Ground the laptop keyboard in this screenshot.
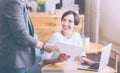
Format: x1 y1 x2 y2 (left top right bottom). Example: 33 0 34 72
88 63 99 69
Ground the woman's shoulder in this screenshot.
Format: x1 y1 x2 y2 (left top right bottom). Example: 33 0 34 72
48 32 62 43
52 32 61 36
73 32 81 36
49 32 62 39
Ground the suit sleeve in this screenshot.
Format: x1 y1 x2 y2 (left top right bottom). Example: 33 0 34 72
4 0 37 48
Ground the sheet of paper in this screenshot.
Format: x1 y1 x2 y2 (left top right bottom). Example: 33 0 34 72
55 42 85 57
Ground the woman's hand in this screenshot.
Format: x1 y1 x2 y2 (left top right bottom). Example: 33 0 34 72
81 57 95 65
57 53 70 62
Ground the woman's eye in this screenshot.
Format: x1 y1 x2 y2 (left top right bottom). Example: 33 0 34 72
62 19 66 21
69 20 72 23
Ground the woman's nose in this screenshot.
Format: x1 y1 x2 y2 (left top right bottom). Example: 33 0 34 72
64 21 69 26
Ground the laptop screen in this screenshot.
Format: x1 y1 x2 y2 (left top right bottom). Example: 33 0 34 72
99 43 112 71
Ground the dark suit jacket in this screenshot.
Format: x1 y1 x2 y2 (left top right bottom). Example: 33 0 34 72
0 0 37 68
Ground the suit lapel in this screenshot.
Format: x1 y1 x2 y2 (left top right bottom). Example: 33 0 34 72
23 5 34 36
28 15 34 36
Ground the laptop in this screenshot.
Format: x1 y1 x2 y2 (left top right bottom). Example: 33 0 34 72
77 43 112 71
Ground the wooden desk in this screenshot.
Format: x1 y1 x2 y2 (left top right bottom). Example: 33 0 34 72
85 42 103 54
41 61 115 73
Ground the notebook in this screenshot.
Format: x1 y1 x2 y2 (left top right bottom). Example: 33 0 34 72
77 43 112 71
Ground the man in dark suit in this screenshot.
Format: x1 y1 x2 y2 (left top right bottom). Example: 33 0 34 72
0 0 58 73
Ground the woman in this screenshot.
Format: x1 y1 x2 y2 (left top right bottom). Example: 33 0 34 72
42 10 94 65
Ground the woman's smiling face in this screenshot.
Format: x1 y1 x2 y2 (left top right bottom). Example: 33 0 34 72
61 14 75 32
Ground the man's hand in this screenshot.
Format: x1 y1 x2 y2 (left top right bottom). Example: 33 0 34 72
36 41 59 53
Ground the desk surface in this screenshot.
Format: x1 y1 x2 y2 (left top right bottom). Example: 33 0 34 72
41 61 115 73
85 42 103 54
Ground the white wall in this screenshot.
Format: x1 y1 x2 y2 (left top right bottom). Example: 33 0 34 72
99 0 120 49
85 0 120 51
